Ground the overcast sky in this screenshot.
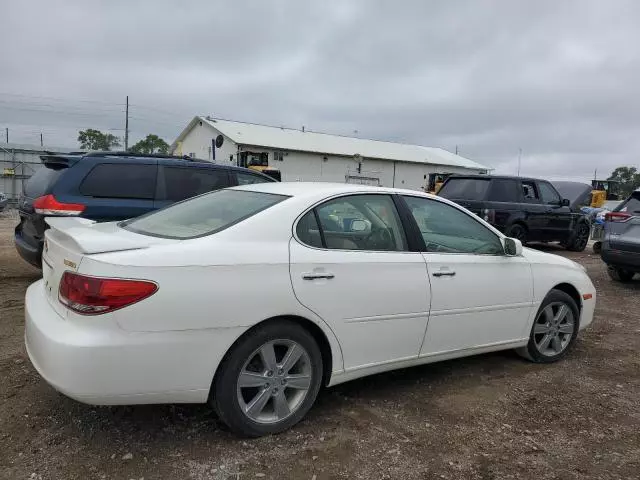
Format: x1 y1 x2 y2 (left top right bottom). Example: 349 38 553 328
2 0 639 180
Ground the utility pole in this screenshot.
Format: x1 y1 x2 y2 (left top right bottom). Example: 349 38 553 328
124 95 129 151
455 145 459 155
5 128 8 143
40 133 43 147
517 148 522 176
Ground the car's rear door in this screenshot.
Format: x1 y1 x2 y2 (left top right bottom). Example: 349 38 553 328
289 193 431 371
400 195 534 354
518 180 548 241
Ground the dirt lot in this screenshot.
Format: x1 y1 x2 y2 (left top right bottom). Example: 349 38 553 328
1 211 639 480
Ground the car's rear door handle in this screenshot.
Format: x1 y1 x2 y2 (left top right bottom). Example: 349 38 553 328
432 271 456 277
302 272 335 280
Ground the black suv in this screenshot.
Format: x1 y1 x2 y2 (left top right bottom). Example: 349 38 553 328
437 175 590 251
15 152 275 267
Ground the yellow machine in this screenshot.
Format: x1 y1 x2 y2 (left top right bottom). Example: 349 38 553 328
590 180 620 208
424 173 451 194
239 151 282 181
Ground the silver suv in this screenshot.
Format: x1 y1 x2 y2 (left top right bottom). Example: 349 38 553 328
601 189 640 282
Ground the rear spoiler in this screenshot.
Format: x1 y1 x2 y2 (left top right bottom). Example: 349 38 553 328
40 154 83 169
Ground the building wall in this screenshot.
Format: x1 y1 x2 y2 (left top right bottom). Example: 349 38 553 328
175 122 238 166
175 125 485 191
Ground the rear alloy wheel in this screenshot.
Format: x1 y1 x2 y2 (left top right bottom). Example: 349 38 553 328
506 224 527 244
516 290 579 363
213 320 323 437
608 267 635 283
567 222 590 252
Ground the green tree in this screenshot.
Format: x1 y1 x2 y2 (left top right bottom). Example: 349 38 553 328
607 166 640 197
77 129 121 151
130 134 169 155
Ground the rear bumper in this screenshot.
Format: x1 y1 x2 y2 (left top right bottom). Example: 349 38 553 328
601 244 640 272
14 227 42 268
25 280 247 405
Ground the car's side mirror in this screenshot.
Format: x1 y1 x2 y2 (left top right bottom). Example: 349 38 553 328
504 237 523 256
561 198 570 207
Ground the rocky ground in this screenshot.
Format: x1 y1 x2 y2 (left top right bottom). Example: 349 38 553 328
1 210 638 479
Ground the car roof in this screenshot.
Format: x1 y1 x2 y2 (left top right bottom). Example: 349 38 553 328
232 181 434 198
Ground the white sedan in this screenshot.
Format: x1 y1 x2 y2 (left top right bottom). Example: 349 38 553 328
25 183 596 436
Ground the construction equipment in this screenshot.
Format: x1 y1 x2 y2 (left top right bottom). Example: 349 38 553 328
590 180 620 208
239 151 282 181
424 173 451 194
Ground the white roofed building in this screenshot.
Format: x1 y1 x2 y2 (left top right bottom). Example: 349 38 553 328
171 116 491 190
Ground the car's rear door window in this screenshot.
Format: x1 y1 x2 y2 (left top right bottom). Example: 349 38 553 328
80 163 157 199
122 189 288 239
438 178 490 200
520 181 540 203
487 179 520 202
161 167 229 202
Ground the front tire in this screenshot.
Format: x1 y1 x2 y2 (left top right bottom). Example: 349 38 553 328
212 320 323 437
516 290 579 363
608 267 635 283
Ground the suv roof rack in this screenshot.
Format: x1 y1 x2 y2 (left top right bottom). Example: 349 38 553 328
83 151 196 161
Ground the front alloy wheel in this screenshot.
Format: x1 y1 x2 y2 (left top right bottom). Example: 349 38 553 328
213 320 323 437
517 289 579 363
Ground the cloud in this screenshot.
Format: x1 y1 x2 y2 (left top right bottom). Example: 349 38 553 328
1 0 638 181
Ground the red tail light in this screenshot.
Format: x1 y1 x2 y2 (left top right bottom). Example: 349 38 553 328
59 272 157 315
33 194 85 216
604 211 632 223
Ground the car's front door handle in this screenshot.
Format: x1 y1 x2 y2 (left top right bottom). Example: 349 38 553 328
302 273 335 280
432 271 456 277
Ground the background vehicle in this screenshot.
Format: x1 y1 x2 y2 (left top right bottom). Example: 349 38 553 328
25 183 596 437
601 189 640 282
238 150 282 181
590 179 620 207
0 192 7 212
15 152 276 267
423 173 452 194
438 175 591 251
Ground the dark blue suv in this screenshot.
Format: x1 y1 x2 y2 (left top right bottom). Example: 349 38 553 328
15 152 276 267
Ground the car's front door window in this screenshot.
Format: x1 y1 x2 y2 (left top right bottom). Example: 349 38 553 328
402 196 504 255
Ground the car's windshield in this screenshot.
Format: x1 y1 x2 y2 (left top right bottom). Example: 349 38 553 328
121 189 288 239
438 178 490 200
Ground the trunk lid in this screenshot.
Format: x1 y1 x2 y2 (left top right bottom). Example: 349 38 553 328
42 217 173 316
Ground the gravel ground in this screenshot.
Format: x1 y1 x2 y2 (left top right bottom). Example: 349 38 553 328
1 210 639 480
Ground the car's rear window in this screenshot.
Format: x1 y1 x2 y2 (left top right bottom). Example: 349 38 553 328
23 167 65 198
121 189 288 239
438 178 490 200
618 192 640 214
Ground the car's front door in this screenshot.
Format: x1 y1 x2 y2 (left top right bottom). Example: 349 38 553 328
400 195 534 356
289 194 431 371
518 180 550 241
537 181 573 242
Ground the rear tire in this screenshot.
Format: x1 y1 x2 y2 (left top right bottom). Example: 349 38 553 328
516 290 579 363
212 320 323 437
506 224 528 244
566 222 590 252
607 267 635 283
592 241 602 254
